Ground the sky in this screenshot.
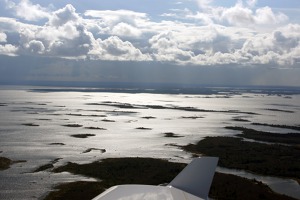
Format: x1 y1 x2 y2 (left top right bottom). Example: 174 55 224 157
0 0 300 87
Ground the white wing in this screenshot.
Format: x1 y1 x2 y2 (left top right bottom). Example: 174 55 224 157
92 157 218 200
168 157 218 200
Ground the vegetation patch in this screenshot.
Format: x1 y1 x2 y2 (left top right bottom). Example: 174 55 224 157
180 116 204 119
49 143 65 146
0 157 12 170
183 136 300 180
62 124 83 128
82 148 106 154
22 123 39 126
265 108 294 113
85 127 106 130
43 181 106 200
101 119 115 122
136 127 152 130
70 134 95 138
163 132 183 138
252 123 300 131
34 158 61 172
232 118 250 122
225 126 300 145
210 172 295 200
46 157 296 200
141 116 156 119
53 157 186 186
0 157 26 170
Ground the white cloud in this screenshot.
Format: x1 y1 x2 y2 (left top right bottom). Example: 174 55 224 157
247 0 257 8
5 0 50 21
0 32 7 42
91 36 151 61
149 31 194 63
0 1 299 67
191 0 289 28
25 40 45 54
84 9 148 27
254 7 288 25
48 4 79 27
111 22 142 38
221 4 255 26
0 44 18 56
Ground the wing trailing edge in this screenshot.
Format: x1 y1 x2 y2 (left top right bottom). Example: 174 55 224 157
168 157 218 200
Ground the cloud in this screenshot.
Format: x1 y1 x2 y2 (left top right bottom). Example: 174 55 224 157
84 9 149 27
192 0 289 28
149 31 194 63
5 0 50 21
0 44 18 56
0 32 7 42
0 0 299 67
48 4 79 27
91 36 151 61
111 22 142 38
25 40 45 54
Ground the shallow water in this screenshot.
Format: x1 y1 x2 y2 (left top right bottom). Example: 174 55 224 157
0 86 299 199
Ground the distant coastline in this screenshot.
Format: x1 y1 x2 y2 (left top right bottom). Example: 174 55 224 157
1 82 300 95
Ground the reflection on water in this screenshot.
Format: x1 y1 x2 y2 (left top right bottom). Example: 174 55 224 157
217 167 300 199
0 86 299 199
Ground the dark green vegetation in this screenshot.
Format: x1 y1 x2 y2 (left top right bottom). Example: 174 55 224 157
232 118 250 122
22 123 39 126
49 143 65 146
136 127 152 130
44 158 296 200
87 101 259 115
163 132 183 138
252 123 300 131
210 172 295 200
84 127 106 130
66 113 107 117
44 181 106 200
101 119 115 122
180 116 204 119
0 156 26 170
0 157 12 170
183 136 300 181
226 126 300 145
82 148 106 154
265 108 294 113
70 134 95 138
34 158 61 172
141 116 156 119
53 158 186 186
62 124 83 128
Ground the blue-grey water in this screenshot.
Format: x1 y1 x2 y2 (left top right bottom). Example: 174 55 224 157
0 86 299 199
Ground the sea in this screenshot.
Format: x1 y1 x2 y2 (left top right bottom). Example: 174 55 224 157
0 85 299 199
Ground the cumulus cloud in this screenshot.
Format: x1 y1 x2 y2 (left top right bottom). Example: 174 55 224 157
149 31 194 63
0 44 18 56
91 36 151 61
0 32 7 42
5 0 50 21
191 0 289 28
84 9 148 27
111 22 142 38
0 0 299 67
48 4 79 27
25 40 45 54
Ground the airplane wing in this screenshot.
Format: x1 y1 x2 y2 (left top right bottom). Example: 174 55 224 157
92 157 218 200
